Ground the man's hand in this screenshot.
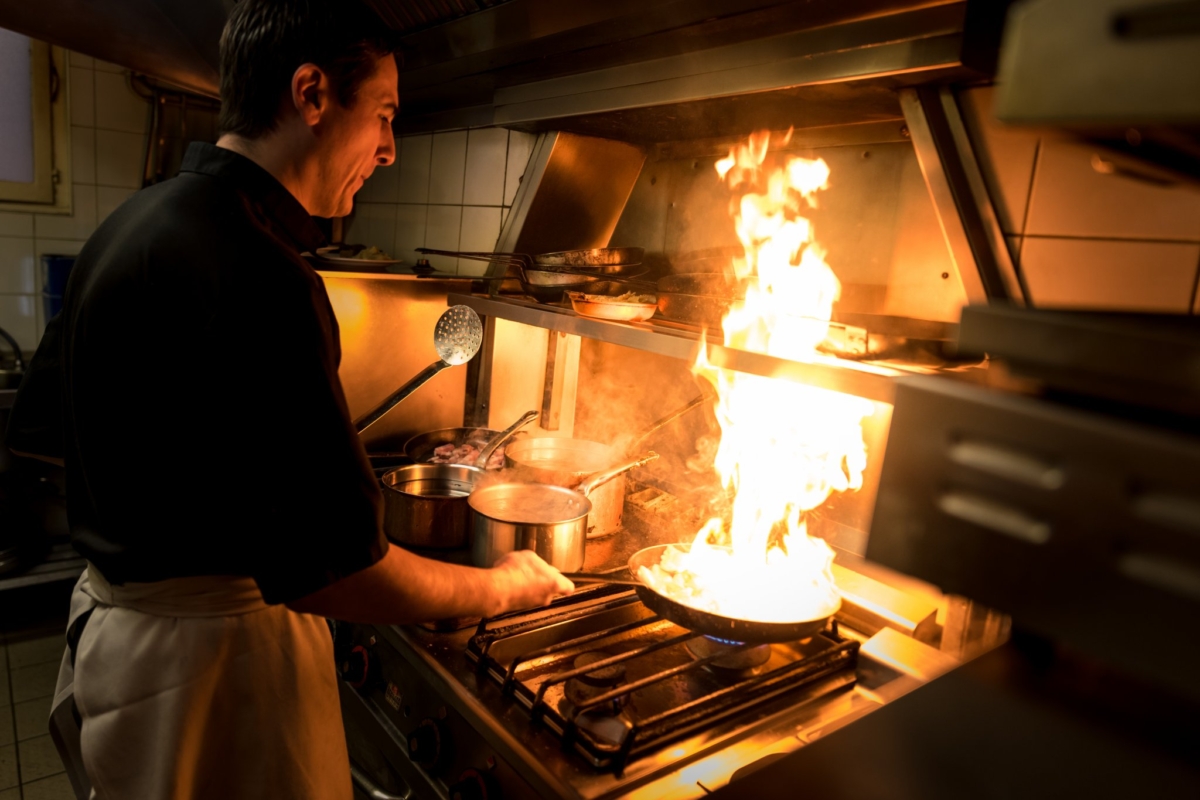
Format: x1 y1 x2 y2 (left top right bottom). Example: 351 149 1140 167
485 550 575 617
287 544 574 625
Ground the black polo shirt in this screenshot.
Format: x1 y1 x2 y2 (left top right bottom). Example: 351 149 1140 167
6 143 386 604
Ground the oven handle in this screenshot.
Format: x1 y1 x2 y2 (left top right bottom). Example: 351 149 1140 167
350 764 412 800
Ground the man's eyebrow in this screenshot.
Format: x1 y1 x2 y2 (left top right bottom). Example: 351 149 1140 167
381 101 398 112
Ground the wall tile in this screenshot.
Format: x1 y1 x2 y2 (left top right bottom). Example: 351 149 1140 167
69 67 94 127
0 238 36 294
0 295 40 352
457 206 502 276
957 87 1040 235
34 239 85 260
95 129 144 188
357 162 399 204
424 205 462 273
429 131 467 205
69 52 94 69
504 131 537 206
1022 237 1199 312
463 128 508 206
348 202 397 253
71 125 96 186
398 135 432 204
34 184 96 241
94 71 149 134
0 213 33 238
393 204 428 267
1026 138 1200 242
96 186 135 223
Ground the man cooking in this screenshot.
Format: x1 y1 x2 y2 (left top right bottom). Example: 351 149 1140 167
4 0 573 797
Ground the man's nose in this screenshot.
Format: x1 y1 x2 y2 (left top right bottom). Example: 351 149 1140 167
378 131 396 167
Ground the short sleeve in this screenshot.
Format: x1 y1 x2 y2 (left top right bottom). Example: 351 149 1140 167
229 269 387 605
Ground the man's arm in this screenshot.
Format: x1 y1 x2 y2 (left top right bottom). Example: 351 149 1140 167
287 546 574 624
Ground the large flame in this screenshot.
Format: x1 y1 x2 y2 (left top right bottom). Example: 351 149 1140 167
639 131 874 624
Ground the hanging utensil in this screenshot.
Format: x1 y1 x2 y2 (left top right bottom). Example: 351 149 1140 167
354 305 483 434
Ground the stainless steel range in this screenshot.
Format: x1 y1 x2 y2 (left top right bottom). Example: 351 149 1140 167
338 590 959 799
337 491 975 800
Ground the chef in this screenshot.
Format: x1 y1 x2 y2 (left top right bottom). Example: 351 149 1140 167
4 0 573 797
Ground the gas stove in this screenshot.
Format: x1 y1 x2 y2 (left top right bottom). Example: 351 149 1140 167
337 562 952 800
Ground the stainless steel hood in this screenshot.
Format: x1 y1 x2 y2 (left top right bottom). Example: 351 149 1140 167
382 0 1009 141
0 0 231 96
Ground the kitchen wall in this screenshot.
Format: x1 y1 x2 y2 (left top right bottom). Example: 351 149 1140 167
0 51 151 353
346 128 538 275
959 86 1200 313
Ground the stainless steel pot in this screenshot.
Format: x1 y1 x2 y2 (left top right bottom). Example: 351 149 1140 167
503 390 714 537
380 463 483 549
469 453 658 571
381 413 538 548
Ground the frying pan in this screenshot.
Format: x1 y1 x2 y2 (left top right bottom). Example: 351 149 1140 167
563 543 840 644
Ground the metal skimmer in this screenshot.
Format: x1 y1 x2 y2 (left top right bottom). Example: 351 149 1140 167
355 305 483 433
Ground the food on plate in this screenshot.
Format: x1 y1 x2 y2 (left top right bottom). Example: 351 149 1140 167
352 245 394 261
578 291 656 304
430 441 506 470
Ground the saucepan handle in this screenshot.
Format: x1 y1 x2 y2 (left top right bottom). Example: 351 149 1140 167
575 451 659 497
474 410 539 468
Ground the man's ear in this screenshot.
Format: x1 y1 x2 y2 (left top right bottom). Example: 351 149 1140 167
290 63 328 127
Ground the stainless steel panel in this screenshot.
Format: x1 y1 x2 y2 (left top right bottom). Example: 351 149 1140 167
956 86 1041 235
509 132 646 256
868 375 1200 702
321 275 468 452
611 135 966 323
995 0 1200 125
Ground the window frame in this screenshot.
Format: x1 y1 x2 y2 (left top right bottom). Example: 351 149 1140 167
0 40 71 214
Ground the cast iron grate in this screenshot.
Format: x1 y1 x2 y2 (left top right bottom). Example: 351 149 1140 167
467 585 858 771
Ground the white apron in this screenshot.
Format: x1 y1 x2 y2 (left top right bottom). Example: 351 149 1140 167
51 565 352 800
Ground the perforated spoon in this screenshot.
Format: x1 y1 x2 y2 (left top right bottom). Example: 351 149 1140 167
355 305 483 434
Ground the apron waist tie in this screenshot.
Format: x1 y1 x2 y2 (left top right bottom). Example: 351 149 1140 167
84 563 269 617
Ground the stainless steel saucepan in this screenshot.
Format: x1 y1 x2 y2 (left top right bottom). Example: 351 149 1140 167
380 412 537 548
469 452 659 571
504 386 716 538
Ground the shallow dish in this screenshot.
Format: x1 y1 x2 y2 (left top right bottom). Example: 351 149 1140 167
311 246 404 270
567 291 659 322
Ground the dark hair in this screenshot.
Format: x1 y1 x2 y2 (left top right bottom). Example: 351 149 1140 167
218 0 401 138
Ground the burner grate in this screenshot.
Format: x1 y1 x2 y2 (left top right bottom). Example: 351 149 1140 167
467 588 858 771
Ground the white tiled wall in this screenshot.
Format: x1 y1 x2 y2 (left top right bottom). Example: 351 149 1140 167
0 51 150 353
959 86 1200 312
348 128 538 276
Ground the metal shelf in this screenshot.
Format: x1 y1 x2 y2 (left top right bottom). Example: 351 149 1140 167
0 541 85 592
450 293 903 404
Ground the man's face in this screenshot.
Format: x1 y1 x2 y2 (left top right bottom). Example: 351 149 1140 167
315 55 398 218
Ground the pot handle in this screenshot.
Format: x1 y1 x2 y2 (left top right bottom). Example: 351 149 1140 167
475 409 539 468
628 383 718 451
576 451 659 497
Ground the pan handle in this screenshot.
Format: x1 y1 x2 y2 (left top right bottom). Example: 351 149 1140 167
474 410 539 468
628 383 718 452
576 451 659 497
559 572 642 586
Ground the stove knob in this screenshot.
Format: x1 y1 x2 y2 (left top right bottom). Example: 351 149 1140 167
407 719 443 768
338 645 373 690
448 769 499 800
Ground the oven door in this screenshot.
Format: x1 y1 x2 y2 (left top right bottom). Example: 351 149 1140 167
340 681 437 800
